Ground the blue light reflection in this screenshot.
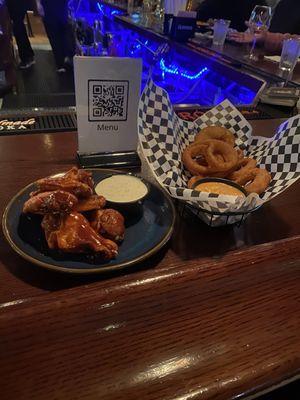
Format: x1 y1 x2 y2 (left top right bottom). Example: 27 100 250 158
75 1 258 106
160 59 209 80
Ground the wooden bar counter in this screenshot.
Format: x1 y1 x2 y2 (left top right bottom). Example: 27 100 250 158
189 36 300 86
114 13 300 87
0 119 299 400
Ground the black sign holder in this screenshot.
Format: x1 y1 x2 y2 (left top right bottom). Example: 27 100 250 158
77 150 141 169
170 16 197 42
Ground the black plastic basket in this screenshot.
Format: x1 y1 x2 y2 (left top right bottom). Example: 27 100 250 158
176 199 261 227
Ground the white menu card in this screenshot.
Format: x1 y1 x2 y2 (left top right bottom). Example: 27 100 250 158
74 56 142 155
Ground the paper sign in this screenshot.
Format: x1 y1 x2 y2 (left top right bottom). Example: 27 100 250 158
74 56 142 155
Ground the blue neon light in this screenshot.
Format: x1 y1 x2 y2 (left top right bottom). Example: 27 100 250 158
111 10 123 16
77 3 258 106
97 2 124 18
160 59 209 80
97 3 104 14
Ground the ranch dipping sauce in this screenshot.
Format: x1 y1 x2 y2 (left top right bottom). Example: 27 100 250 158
95 175 148 203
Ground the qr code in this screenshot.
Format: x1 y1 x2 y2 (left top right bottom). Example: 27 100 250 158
88 80 129 122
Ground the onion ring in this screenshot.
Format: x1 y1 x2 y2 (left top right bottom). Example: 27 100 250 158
182 142 211 176
234 168 271 195
183 140 238 177
228 158 257 183
183 130 271 194
237 148 244 161
195 126 235 147
203 139 238 172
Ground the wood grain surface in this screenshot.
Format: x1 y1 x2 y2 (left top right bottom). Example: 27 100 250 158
0 119 300 400
1 237 300 400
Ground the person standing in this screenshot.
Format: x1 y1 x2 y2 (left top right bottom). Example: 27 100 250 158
37 0 75 73
6 0 35 69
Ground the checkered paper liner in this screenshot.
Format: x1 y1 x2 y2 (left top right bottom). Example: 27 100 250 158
138 80 300 226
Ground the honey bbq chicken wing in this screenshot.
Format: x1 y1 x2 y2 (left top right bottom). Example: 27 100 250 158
74 195 106 212
64 167 94 189
34 167 93 198
23 190 78 215
41 214 61 249
90 209 125 242
42 212 118 259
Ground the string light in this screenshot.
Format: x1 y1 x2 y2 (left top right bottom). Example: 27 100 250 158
87 3 256 104
159 59 209 80
97 3 123 17
111 10 123 16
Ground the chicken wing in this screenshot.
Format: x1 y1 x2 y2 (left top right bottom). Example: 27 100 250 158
74 195 106 212
23 190 78 215
90 209 125 242
41 214 61 248
42 212 118 259
34 167 93 198
64 167 94 189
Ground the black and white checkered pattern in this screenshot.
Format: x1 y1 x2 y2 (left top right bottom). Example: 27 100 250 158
138 80 300 225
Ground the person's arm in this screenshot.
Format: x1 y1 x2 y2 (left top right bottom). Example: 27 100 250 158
263 32 299 54
227 30 265 45
228 30 300 55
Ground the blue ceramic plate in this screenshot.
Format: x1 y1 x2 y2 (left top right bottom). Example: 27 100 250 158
2 169 175 274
